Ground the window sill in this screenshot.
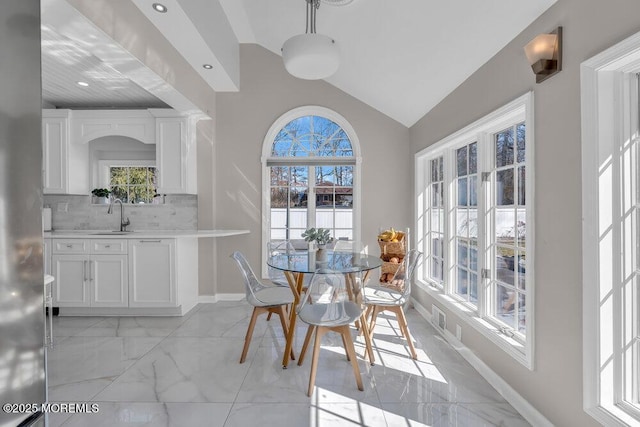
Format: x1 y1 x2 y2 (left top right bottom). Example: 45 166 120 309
416 279 533 370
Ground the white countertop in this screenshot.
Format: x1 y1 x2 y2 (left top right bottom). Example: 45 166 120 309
44 229 250 239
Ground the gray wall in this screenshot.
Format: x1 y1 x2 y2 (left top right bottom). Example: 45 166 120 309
409 0 640 425
215 44 411 294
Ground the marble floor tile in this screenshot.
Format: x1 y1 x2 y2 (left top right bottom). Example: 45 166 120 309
47 336 162 401
52 316 107 338
78 317 187 337
93 337 254 403
59 402 232 427
45 302 530 426
380 403 531 426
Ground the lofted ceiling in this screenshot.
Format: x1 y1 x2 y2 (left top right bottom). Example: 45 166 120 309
42 0 557 126
218 0 557 126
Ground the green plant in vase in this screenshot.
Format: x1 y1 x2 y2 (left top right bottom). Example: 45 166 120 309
91 188 111 204
302 227 333 250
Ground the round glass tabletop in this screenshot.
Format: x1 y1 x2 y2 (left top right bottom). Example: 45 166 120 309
267 251 382 274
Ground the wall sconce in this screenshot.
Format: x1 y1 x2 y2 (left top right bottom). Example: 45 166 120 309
524 27 562 83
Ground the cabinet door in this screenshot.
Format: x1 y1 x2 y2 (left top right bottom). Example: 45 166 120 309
52 255 90 307
156 118 196 194
91 255 128 307
42 117 68 194
128 239 176 307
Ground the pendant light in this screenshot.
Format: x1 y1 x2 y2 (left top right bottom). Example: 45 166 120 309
281 0 340 80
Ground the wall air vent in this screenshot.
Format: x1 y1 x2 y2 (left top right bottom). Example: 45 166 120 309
432 304 446 331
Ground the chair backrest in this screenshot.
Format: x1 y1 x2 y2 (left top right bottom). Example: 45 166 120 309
231 251 268 301
388 249 422 297
267 240 296 285
297 269 364 326
332 239 367 255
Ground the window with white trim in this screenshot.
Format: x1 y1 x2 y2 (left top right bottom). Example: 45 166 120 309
262 107 361 276
582 31 640 426
415 92 534 367
97 160 159 204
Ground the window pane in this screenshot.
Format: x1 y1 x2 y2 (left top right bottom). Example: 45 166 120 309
496 128 514 167
431 159 438 182
496 169 514 205
516 123 526 163
458 241 468 268
496 284 516 329
110 167 127 186
432 183 441 207
518 293 526 333
432 258 441 282
469 273 478 303
270 166 289 185
468 209 478 240
438 157 444 180
457 146 467 176
469 175 477 206
469 142 478 174
496 248 515 286
469 244 478 271
517 208 526 247
129 185 151 203
431 208 441 234
112 186 127 202
517 250 526 290
518 166 526 206
270 187 289 208
458 177 468 206
496 209 516 242
457 267 468 297
457 210 469 237
128 167 148 185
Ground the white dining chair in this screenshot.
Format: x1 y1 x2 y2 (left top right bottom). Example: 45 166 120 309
296 269 365 396
364 249 422 360
231 251 295 363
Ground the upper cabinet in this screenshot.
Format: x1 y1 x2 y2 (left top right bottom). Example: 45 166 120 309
42 109 198 195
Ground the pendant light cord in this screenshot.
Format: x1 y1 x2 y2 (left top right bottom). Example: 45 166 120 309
305 0 319 34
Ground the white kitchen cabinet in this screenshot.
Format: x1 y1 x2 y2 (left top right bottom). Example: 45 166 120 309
128 239 176 307
42 109 89 194
52 238 128 308
155 116 197 194
52 254 90 307
91 254 128 307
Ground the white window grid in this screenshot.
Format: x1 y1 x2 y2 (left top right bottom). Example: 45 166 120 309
415 92 534 367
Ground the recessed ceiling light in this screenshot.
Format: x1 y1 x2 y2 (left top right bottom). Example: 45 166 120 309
76 81 89 87
202 64 213 69
152 3 167 13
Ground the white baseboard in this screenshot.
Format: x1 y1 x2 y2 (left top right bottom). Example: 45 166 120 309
411 298 552 427
198 293 244 303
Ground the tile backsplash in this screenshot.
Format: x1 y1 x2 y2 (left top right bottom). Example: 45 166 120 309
43 195 197 230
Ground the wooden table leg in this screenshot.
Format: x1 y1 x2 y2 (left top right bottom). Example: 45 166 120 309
282 271 303 369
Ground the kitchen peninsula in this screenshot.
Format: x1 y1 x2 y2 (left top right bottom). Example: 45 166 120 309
44 229 249 316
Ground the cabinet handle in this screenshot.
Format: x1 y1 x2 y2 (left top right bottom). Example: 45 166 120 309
66 244 73 248
83 260 88 282
139 240 161 243
90 260 94 282
104 244 111 248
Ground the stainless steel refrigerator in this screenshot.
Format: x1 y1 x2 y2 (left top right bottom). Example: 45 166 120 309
0 1 47 426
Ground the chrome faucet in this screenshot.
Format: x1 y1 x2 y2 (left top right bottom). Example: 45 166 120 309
107 198 130 231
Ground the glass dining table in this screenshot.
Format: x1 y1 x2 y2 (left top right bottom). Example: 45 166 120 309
267 250 382 368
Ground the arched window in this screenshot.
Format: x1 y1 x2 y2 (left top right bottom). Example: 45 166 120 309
261 106 361 273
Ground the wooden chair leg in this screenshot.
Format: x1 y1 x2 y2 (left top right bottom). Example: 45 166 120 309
275 306 296 360
369 305 380 337
266 312 272 321
359 305 373 336
298 324 315 366
341 326 363 391
359 312 375 365
340 333 351 361
240 307 260 363
307 326 326 397
395 306 418 360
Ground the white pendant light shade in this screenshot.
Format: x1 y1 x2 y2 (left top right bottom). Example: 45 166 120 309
282 34 340 80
